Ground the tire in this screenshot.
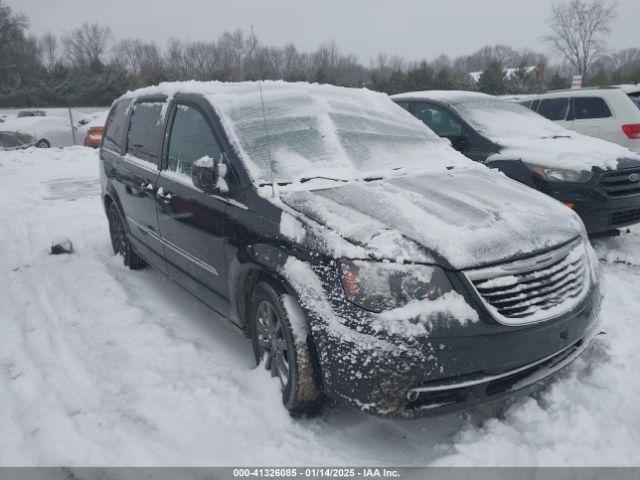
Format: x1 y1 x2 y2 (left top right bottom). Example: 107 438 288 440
35 139 50 148
249 280 322 416
106 202 146 270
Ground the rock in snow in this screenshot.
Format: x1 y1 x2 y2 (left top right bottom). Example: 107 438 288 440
50 236 73 255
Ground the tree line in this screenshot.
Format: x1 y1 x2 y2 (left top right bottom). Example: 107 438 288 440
1 0 638 108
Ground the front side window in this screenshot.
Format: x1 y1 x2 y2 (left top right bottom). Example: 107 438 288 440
574 97 612 120
167 105 222 177
538 98 570 121
126 101 165 163
413 104 463 137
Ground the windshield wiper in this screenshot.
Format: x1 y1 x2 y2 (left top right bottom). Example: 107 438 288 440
258 181 293 187
299 176 348 184
542 135 571 139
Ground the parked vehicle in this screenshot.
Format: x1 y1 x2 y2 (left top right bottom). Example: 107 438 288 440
519 85 640 153
82 112 108 148
100 81 601 418
0 116 77 148
0 131 35 150
16 109 46 118
393 90 640 235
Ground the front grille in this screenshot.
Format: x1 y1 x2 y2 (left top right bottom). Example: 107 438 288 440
609 208 640 226
465 239 590 325
600 167 640 198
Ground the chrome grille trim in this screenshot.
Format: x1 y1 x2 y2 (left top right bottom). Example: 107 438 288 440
464 238 591 326
599 167 640 198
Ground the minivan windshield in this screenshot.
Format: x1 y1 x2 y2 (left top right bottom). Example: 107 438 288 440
215 84 465 185
451 96 567 140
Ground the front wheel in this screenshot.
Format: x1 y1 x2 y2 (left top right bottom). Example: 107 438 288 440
249 281 322 416
35 139 50 148
107 202 146 269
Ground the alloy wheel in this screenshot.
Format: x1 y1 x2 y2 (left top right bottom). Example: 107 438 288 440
255 299 290 390
108 206 126 255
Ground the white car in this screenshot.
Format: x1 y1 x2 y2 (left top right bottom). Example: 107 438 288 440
522 85 640 153
0 115 77 148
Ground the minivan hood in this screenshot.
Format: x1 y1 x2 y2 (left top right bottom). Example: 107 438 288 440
281 168 583 270
489 133 640 172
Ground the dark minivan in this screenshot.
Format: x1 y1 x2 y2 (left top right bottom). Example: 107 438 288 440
100 81 601 418
392 91 640 235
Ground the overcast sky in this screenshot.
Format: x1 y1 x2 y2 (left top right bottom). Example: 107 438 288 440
8 0 639 62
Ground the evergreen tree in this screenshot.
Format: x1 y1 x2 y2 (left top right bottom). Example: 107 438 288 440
477 62 508 95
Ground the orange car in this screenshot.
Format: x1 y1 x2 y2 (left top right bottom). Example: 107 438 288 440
84 125 105 148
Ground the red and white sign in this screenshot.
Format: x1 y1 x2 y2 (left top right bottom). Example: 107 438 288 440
571 75 583 89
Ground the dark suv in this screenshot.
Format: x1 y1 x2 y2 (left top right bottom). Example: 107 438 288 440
392 91 640 235
100 81 602 418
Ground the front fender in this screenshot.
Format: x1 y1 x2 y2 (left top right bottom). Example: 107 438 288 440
227 243 301 330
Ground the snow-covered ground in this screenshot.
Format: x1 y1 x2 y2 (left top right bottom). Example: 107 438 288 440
1 147 639 466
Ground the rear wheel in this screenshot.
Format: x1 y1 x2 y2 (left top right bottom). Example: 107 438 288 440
35 139 50 148
249 280 322 415
107 202 146 269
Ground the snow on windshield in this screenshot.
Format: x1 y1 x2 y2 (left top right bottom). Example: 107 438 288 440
452 96 566 139
215 83 464 184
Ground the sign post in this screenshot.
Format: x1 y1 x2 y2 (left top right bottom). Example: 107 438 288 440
571 75 583 89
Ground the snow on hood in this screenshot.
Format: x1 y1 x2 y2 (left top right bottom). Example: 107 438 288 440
281 167 584 270
393 91 640 171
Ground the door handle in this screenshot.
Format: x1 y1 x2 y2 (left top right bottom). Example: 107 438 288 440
156 187 172 204
140 182 155 194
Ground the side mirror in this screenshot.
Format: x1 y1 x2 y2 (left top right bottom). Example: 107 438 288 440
446 135 468 152
191 153 229 194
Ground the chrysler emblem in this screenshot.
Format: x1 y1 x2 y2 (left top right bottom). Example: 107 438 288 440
629 173 640 182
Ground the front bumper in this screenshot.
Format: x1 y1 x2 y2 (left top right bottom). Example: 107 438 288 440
539 177 640 234
308 282 601 419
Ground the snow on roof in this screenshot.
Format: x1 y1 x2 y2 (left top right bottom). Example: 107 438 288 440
118 81 469 185
391 90 492 104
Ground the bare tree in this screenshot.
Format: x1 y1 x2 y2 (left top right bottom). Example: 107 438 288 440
62 22 112 66
39 32 57 71
114 39 164 85
544 0 617 78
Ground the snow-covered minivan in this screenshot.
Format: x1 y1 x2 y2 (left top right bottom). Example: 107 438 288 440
393 91 640 235
100 81 601 418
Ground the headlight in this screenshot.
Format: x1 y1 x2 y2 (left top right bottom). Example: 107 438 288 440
526 164 593 183
339 260 452 313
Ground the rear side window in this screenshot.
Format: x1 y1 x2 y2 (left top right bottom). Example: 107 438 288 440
126 102 165 163
628 93 640 110
166 105 221 177
538 98 569 121
574 97 612 120
103 100 130 152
